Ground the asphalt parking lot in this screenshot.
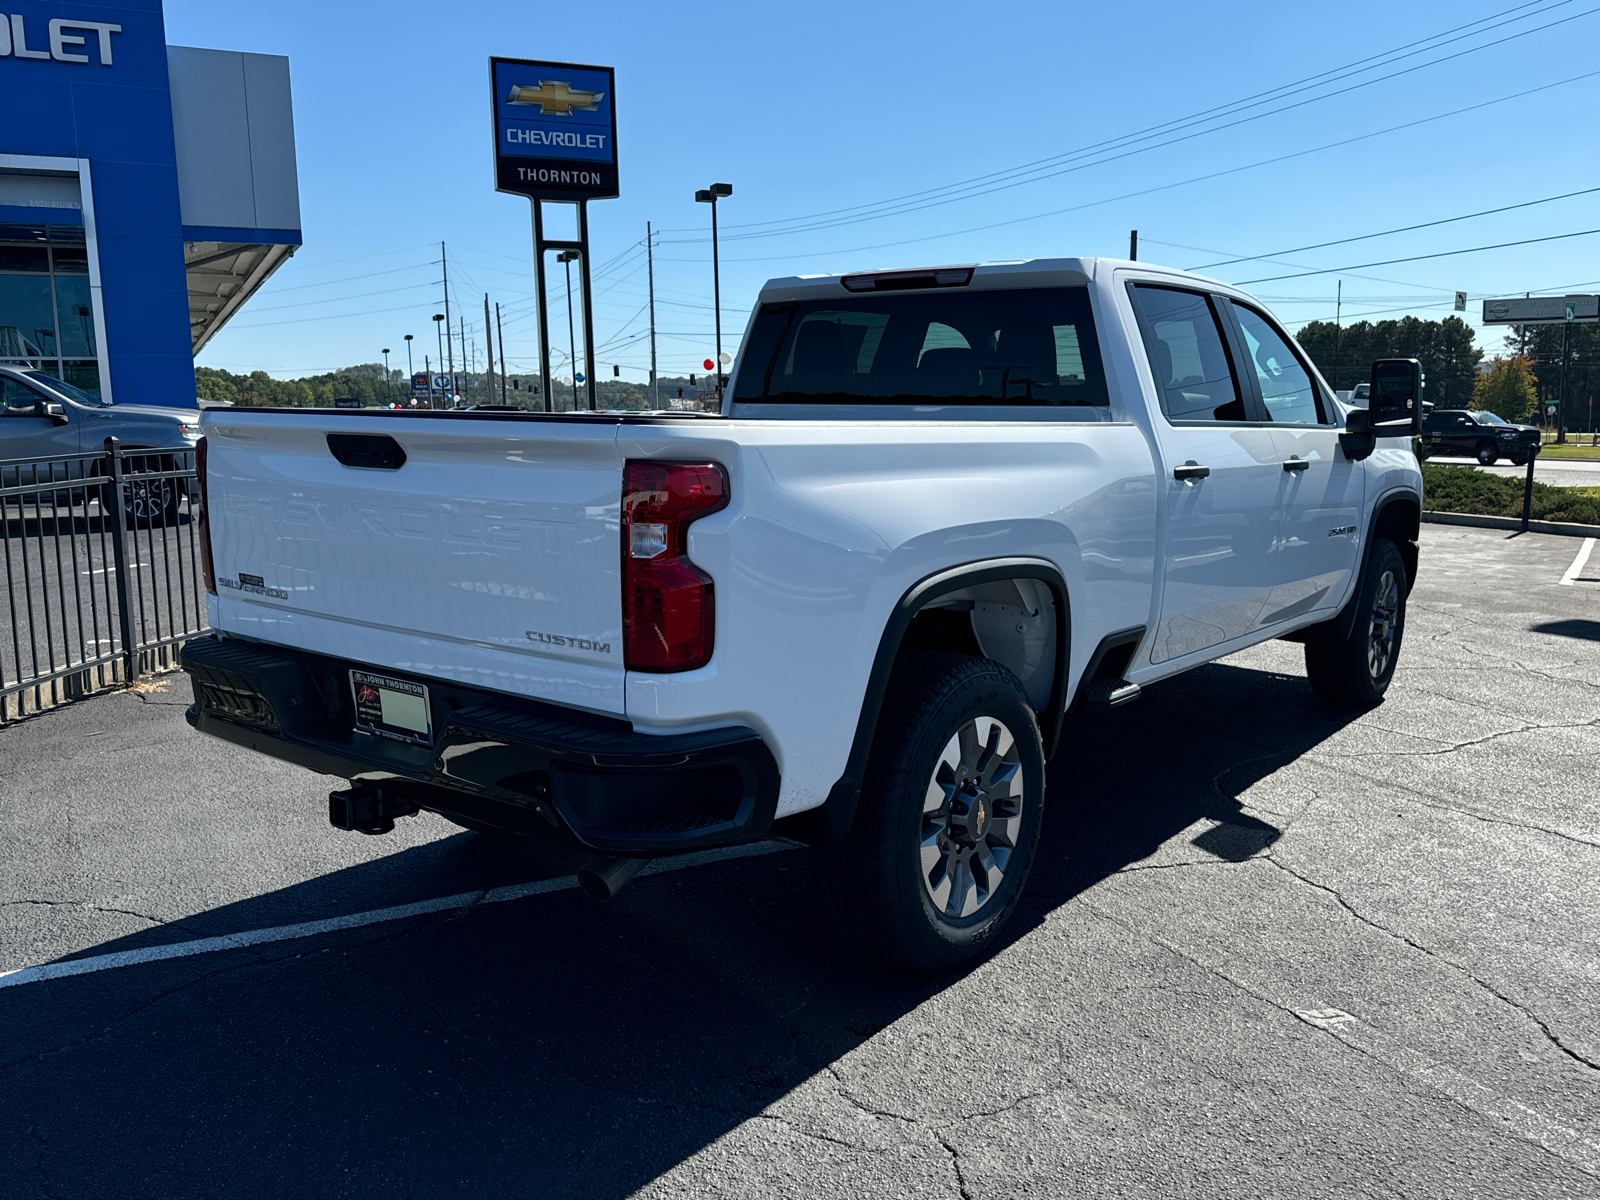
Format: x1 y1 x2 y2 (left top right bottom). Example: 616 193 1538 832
2 525 1597 1199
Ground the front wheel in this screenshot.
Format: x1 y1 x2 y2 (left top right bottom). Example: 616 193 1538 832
1476 443 1498 466
1304 538 1407 708
843 651 1045 972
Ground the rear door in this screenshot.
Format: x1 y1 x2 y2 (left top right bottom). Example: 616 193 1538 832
1224 300 1363 626
1129 284 1282 663
205 412 627 715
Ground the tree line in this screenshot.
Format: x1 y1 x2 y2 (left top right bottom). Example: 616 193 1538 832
196 364 726 411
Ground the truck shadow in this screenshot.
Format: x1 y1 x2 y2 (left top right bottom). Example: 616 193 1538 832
0 660 1357 1199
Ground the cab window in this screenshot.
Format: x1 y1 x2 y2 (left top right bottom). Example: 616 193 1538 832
1130 285 1246 423
1229 302 1326 425
1 377 47 415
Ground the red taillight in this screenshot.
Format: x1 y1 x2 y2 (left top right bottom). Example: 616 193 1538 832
196 436 216 595
623 461 728 672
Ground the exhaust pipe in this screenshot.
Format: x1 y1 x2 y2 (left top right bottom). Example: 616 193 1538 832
577 854 650 900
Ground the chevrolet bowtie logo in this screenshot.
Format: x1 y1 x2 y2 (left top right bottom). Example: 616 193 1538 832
507 81 604 115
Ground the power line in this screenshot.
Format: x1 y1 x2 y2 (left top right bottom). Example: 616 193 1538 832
661 2 1595 244
1183 184 1600 271
658 0 1572 238
654 68 1600 269
1235 227 1600 284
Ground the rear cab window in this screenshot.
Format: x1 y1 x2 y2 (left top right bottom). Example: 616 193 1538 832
1128 285 1246 423
732 287 1111 415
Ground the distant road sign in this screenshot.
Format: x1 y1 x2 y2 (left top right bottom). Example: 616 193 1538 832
433 374 450 391
1548 403 1559 415
411 373 430 397
334 397 361 409
1454 292 1467 312
1482 295 1599 325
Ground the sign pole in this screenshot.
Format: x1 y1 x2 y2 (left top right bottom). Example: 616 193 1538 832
1558 318 1571 445
578 200 597 410
532 201 553 413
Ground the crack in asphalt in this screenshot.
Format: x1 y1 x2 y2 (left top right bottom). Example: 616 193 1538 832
935 1133 976 1200
0 898 175 926
1078 897 1599 1180
1261 853 1600 1076
1323 718 1600 760
27 1123 57 1200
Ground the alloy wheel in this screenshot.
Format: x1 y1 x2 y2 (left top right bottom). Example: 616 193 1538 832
919 716 1025 919
1367 568 1400 679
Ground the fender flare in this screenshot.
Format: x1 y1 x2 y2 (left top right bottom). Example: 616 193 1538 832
797 556 1070 845
1332 487 1421 641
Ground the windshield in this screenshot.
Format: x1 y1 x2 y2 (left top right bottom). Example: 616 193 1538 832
1472 410 1508 425
733 287 1110 409
26 371 109 407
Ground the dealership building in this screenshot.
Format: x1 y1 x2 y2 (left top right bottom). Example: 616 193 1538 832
0 1 299 407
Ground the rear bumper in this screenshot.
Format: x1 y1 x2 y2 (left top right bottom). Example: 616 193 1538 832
180 635 780 854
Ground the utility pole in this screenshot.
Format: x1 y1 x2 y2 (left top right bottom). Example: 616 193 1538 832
647 221 658 406
483 294 496 404
460 315 468 404
441 242 454 394
496 302 508 405
1129 229 1138 261
1335 280 1342 391
557 249 580 410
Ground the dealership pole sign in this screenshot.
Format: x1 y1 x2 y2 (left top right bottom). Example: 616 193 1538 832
490 57 617 412
490 58 618 201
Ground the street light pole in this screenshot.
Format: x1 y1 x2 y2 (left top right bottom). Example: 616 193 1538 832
404 334 414 387
557 249 580 410
382 348 391 405
432 313 446 408
695 182 733 396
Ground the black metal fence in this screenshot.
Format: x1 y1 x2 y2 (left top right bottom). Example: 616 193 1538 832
1 439 207 722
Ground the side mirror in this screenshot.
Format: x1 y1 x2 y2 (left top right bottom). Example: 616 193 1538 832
1369 359 1424 436
43 402 67 425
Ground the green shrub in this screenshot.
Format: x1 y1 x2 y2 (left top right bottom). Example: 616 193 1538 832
1422 464 1600 525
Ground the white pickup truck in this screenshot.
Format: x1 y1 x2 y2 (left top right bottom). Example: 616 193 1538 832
181 257 1424 970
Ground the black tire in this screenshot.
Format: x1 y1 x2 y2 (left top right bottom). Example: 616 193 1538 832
1509 455 1527 468
1476 443 1498 466
1304 538 1407 708
843 650 1045 973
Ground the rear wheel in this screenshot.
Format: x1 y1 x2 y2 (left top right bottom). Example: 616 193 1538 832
1476 443 1498 466
1304 538 1407 708
842 651 1045 972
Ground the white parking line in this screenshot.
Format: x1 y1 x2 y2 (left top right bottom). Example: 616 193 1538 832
0 839 799 991
1560 537 1596 585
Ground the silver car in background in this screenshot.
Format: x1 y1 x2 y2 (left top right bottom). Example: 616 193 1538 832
0 365 200 525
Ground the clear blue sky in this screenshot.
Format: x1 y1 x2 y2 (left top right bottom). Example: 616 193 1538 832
166 0 1600 382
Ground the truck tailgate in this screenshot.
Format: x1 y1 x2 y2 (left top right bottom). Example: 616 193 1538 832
203 413 625 715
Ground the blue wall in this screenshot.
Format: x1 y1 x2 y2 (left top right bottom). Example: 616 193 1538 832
0 1 196 406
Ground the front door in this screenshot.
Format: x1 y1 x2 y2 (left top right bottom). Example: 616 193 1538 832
1130 284 1283 663
1224 301 1364 626
0 375 82 463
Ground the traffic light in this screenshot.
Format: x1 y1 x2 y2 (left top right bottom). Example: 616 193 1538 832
613 364 619 377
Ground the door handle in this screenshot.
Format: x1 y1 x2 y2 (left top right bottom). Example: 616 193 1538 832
1282 456 1311 472
1173 461 1210 481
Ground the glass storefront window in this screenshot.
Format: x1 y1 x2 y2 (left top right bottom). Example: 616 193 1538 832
0 223 100 399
